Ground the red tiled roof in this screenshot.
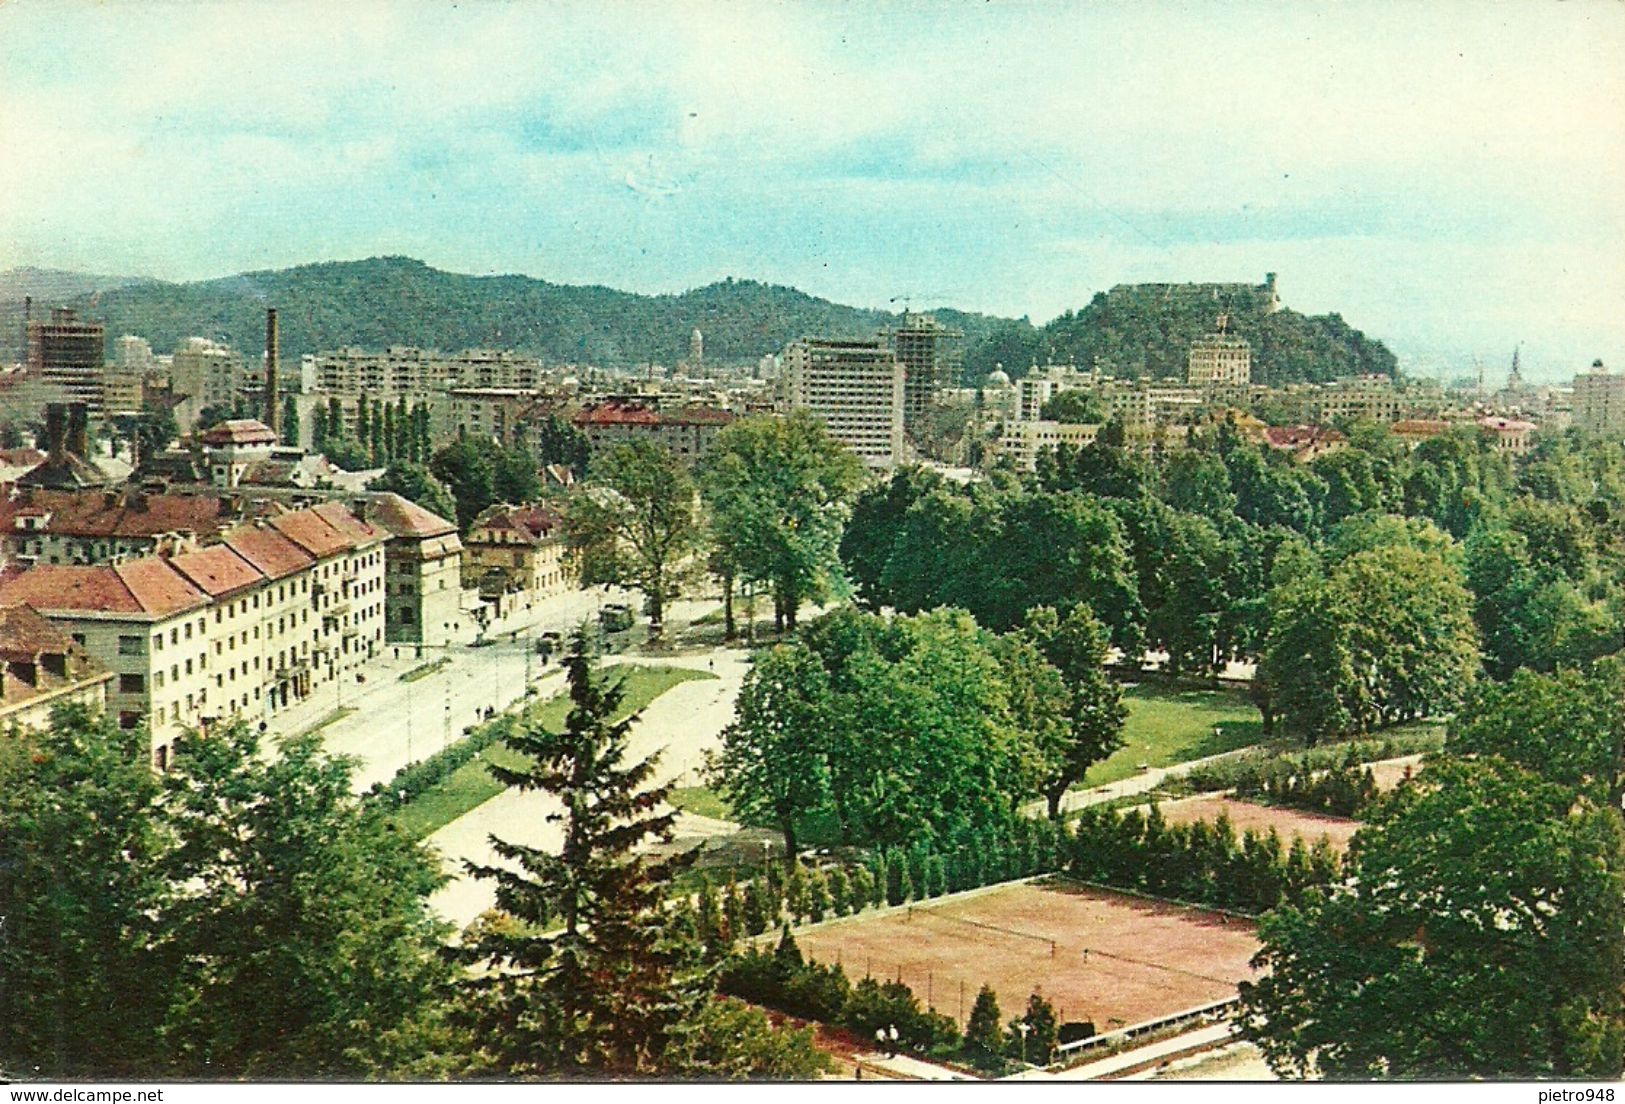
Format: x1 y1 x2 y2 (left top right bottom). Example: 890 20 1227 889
0 604 76 662
572 401 734 428
0 561 205 618
0 488 234 540
168 544 262 598
469 503 562 542
114 559 210 616
1264 425 1345 449
311 501 383 545
267 502 381 558
221 525 317 580
364 493 455 539
1479 416 1536 432
199 419 277 446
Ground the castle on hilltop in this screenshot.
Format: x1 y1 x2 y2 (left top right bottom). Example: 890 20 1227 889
1108 272 1281 315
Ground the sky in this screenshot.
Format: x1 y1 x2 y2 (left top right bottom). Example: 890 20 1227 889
1 0 1622 381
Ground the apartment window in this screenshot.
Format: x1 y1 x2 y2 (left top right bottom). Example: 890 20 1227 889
185 659 193 675
155 671 165 688
119 673 145 693
71 632 86 647
170 628 178 645
184 622 192 640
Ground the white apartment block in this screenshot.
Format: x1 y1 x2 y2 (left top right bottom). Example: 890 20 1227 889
170 337 249 431
1000 420 1103 471
1313 375 1402 424
1187 334 1252 388
1572 362 1625 437
0 501 386 768
782 338 906 469
313 346 547 398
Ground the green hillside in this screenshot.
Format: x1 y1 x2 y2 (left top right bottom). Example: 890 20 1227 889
961 279 1396 385
3 257 1010 370
0 258 1394 386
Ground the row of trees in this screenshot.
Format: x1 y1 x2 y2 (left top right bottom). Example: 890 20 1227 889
843 420 1625 741
1 637 833 1080
1243 662 1625 1078
708 603 1125 854
564 413 864 637
311 394 434 470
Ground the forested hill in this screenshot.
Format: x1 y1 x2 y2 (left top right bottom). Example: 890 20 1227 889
962 280 1397 385
1 258 1394 385
0 257 1009 370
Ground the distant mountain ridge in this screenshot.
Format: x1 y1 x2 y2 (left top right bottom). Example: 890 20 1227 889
0 257 1395 386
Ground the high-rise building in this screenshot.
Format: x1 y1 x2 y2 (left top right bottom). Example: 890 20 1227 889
1573 360 1625 437
783 337 905 468
889 313 962 435
169 337 248 432
27 308 105 414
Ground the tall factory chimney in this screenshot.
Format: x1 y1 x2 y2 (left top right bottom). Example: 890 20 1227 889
265 307 280 438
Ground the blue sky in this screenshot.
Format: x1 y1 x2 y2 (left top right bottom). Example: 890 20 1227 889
2 0 1622 381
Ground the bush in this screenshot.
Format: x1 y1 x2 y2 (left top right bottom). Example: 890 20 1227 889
364 714 511 812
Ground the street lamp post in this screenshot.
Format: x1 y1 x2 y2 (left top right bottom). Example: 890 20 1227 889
1016 1021 1031 1066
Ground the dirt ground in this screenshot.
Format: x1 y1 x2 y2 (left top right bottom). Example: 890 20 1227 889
793 880 1260 1033
1153 794 1362 853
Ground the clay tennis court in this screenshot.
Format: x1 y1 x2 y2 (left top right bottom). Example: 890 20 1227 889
793 879 1259 1032
1152 794 1361 853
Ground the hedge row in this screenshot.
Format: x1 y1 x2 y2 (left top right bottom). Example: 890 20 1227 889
718 929 960 1055
1175 729 1440 797
1069 803 1342 915
1234 759 1380 818
362 713 513 813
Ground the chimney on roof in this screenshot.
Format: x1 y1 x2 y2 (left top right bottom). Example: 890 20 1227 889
67 403 90 461
43 403 66 465
265 308 280 439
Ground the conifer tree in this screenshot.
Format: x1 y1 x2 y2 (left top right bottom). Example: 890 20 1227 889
963 985 1005 1071
460 627 701 1077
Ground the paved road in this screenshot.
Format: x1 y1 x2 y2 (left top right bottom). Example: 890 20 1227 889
1021 744 1261 820
426 643 754 929
277 586 638 793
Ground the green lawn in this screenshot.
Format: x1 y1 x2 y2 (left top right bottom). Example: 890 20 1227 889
1080 682 1264 789
400 657 452 683
392 665 717 840
667 785 734 821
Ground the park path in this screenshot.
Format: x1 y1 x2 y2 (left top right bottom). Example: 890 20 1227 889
424 644 752 929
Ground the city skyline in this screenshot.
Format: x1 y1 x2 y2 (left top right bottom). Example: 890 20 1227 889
2 1 1622 382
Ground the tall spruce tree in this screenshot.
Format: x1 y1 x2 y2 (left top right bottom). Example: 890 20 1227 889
460 627 702 1076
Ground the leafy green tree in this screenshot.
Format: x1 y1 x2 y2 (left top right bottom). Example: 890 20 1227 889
1039 389 1108 424
1243 757 1625 1079
430 437 541 529
963 985 1006 1071
157 723 462 1078
564 438 702 635
460 629 701 1076
672 997 833 1079
1021 605 1127 818
0 706 168 1079
699 412 864 632
710 643 834 862
370 461 458 524
135 401 179 461
1447 663 1625 802
839 466 940 611
1260 542 1478 741
279 394 299 446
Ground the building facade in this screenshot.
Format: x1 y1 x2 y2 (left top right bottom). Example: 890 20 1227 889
782 338 906 468
0 605 113 733
462 503 570 620
26 308 105 414
360 492 464 648
571 401 735 463
0 502 386 766
1572 362 1625 437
